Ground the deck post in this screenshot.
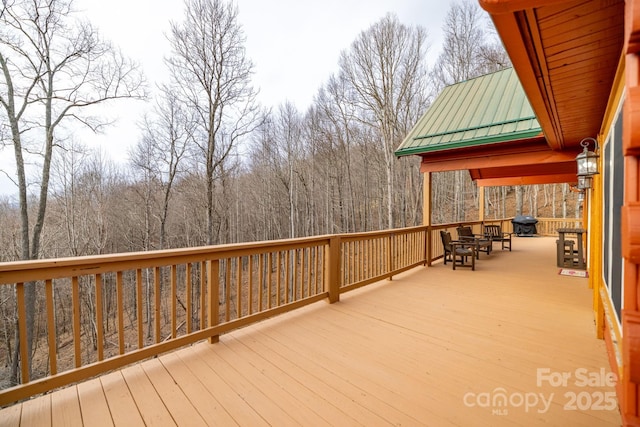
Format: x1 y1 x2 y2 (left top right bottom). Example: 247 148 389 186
326 235 340 303
207 259 220 344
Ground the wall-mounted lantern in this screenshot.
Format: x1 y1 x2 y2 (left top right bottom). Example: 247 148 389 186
575 137 599 190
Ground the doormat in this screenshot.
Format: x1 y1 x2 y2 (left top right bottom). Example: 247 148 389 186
559 268 588 278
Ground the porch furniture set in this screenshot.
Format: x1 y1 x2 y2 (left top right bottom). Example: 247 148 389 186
440 224 513 271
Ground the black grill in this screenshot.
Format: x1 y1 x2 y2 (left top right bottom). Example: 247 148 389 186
511 215 538 236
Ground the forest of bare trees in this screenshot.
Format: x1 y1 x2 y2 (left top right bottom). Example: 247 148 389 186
0 0 581 387
0 0 581 259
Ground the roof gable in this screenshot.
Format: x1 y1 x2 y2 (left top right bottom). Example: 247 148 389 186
395 68 543 157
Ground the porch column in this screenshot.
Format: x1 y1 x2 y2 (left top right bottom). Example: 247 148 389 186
478 185 485 222
423 171 432 226
423 172 433 266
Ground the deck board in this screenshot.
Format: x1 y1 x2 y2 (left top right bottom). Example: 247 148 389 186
0 237 623 426
120 364 176 426
141 358 208 427
50 385 81 427
157 352 239 426
77 378 113 427
13 395 44 427
99 371 144 427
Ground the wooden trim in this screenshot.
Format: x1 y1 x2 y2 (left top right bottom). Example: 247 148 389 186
420 150 577 173
476 173 578 187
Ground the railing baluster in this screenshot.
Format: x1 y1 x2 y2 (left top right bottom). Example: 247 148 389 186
357 241 362 283
297 248 302 300
96 274 104 361
248 255 254 315
207 260 220 344
267 252 273 309
136 269 143 349
200 261 206 331
154 267 161 343
236 257 242 318
186 263 192 334
389 234 394 279
72 276 82 367
116 272 124 355
259 253 264 312
225 259 231 321
313 246 325 294
16 282 29 383
45 279 57 375
276 251 282 307
284 250 290 304
305 248 315 296
171 265 177 339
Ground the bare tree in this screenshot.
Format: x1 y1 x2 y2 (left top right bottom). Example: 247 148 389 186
0 0 145 384
166 0 262 245
133 85 192 249
430 0 508 92
338 13 429 229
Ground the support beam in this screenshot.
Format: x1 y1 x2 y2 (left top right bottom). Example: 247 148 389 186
422 172 432 226
476 173 578 187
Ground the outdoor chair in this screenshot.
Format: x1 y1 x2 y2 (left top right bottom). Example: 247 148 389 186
440 230 475 270
483 224 512 251
456 226 492 258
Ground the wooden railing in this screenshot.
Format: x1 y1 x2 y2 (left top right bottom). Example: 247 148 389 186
0 216 539 405
535 217 584 236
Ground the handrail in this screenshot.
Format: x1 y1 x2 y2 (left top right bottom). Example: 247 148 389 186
0 218 520 405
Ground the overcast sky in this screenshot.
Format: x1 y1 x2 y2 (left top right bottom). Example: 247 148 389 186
0 0 455 196
72 0 453 157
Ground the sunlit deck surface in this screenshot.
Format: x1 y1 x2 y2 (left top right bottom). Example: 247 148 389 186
0 236 621 426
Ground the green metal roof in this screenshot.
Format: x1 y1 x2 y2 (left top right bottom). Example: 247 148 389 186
395 68 542 157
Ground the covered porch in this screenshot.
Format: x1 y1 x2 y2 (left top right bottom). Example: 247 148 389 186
0 236 621 426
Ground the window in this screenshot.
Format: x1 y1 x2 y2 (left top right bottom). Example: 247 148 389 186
603 107 623 323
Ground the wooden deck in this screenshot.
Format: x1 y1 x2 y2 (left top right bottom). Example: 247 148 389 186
0 236 621 426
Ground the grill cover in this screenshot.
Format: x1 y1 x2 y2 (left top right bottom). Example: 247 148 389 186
511 215 538 236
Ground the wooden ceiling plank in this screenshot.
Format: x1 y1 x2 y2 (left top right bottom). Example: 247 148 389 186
546 28 623 60
535 0 590 21
539 0 617 31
